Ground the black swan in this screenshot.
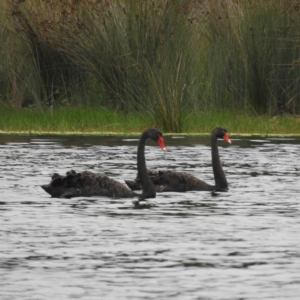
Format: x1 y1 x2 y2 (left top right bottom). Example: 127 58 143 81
41 128 166 199
125 127 231 192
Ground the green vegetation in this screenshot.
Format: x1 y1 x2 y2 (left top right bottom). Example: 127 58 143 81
1 107 300 135
0 106 152 134
1 1 300 133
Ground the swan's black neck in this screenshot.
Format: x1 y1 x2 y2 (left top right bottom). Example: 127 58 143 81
211 134 228 190
137 132 156 199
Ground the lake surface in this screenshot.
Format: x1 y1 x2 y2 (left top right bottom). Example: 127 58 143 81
0 133 299 300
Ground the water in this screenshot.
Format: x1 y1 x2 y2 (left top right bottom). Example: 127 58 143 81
0 134 299 300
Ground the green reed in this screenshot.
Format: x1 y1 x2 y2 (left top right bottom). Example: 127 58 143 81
1 0 300 133
202 0 300 114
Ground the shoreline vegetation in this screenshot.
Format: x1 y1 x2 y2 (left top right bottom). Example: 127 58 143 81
1 1 300 134
1 107 300 136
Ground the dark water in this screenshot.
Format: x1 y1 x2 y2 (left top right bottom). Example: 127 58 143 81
0 134 299 300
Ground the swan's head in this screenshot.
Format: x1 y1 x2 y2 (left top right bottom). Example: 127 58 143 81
146 128 167 152
213 127 231 144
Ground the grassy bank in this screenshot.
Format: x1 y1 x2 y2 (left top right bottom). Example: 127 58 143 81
0 106 153 134
1 107 300 136
1 1 300 133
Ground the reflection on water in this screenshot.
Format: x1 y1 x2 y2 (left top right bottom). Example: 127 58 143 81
0 134 300 300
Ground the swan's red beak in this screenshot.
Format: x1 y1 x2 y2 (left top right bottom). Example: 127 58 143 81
157 135 167 152
223 132 231 144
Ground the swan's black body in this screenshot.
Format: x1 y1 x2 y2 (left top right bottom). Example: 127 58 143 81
125 127 231 192
41 128 165 199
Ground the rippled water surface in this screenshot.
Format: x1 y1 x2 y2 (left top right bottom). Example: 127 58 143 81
0 134 300 300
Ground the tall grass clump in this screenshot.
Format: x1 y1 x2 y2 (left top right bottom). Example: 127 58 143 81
2 0 201 131
2 0 97 108
40 0 199 132
202 0 300 114
0 1 33 108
